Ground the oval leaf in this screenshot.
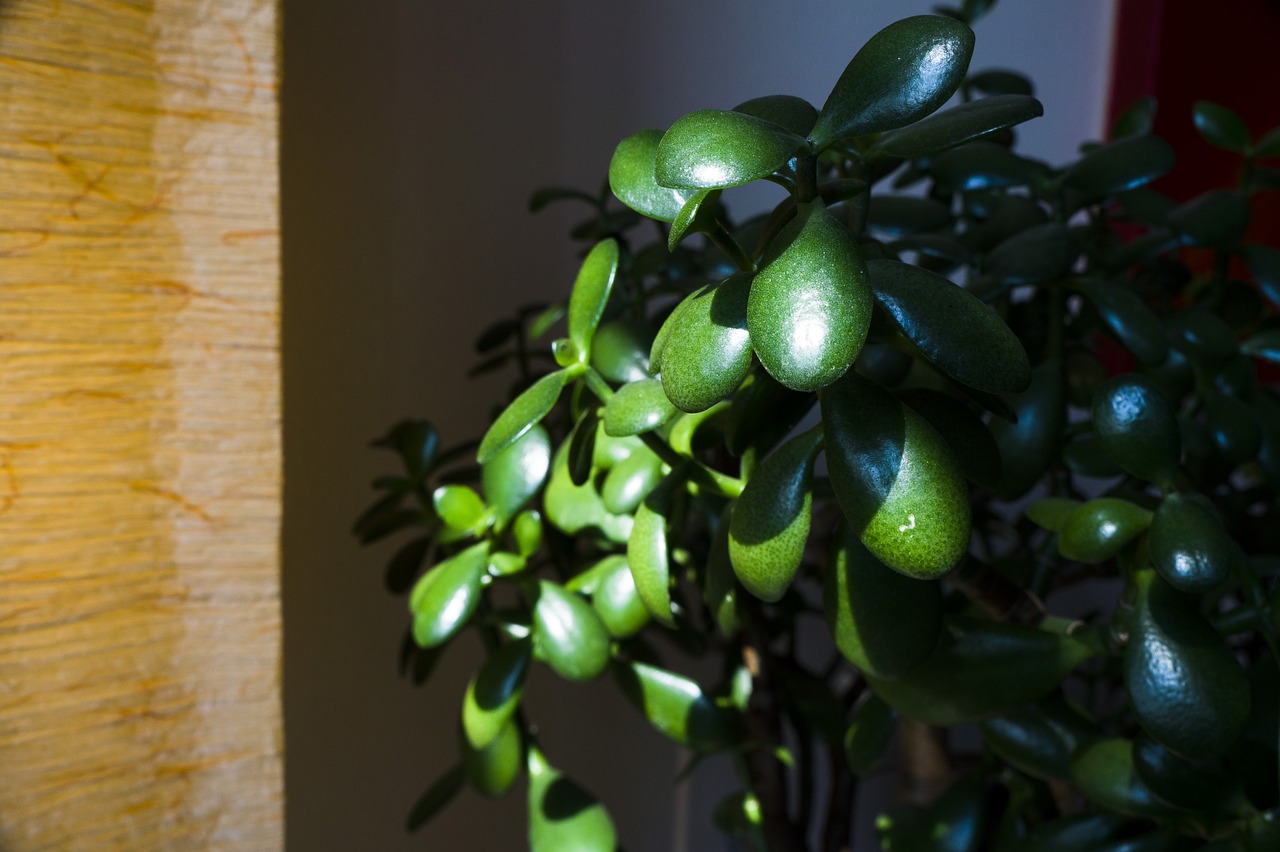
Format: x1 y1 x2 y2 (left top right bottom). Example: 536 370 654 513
409 541 489 648
822 372 970 579
748 203 872 391
898 389 1002 487
1057 498 1152 564
478 370 570 464
868 258 1030 393
728 428 822 602
990 358 1066 499
812 15 975 147
844 693 899 773
591 556 650 638
877 93 1043 159
462 639 532 749
1063 135 1175 198
627 475 678 626
1149 493 1233 593
1092 374 1180 486
609 129 692 222
567 239 620 356
602 377 678 437
533 580 611 682
655 109 806 190
1167 189 1250 250
733 94 818 137
1193 100 1251 153
658 274 754 413
464 716 523 797
985 222 1072 285
614 661 730 749
1074 278 1168 365
482 424 552 527
528 749 617 852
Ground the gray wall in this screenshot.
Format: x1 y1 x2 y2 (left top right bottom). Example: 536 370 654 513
281 2 1116 849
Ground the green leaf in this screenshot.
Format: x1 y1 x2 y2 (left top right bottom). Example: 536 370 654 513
1073 278 1168 365
627 474 678 626
1238 243 1280 310
1057 498 1152 564
478 370 570 464
877 94 1043 159
732 94 818 137
567 408 598 487
655 109 806 190
482 424 552 527
1126 571 1250 759
1255 125 1280 158
868 258 1030 393
609 130 692 222
844 693 899 773
1111 96 1156 138
666 188 721 251
898 389 1002 487
1167 189 1250 249
462 639 531 750
1242 328 1280 365
703 512 738 638
1149 493 1233 593
985 222 1073 285
591 319 652 385
1167 308 1238 369
822 372 970 579
1062 135 1175 198
464 717 523 797
990 358 1065 499
1131 732 1245 814
433 484 487 536
533 581 611 682
868 618 1094 725
748 203 872 391
1026 497 1081 533
865 196 952 235
602 377 678 437
1193 100 1251 153
614 661 731 749
527 749 617 852
657 274 754 413
590 556 650 638
930 142 1047 190
966 69 1033 97
600 445 664 516
406 764 465 831
1092 374 1180 486
728 428 822 602
824 525 942 679
1069 738 1182 818
980 694 1099 781
409 541 489 648
567 240 620 357
544 441 632 543
812 15 975 147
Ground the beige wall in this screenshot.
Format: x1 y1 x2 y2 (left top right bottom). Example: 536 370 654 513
0 1 282 847
281 2 1116 849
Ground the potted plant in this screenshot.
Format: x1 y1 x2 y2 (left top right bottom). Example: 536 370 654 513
356 3 1280 848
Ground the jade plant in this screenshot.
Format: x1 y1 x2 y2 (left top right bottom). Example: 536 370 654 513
357 5 1280 849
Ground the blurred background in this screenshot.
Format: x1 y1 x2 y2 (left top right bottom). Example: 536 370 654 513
280 2 1120 848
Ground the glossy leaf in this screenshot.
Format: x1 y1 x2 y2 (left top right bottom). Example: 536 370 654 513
823 525 943 679
867 618 1094 725
1167 308 1238 369
655 109 806 190
1241 328 1280 365
732 94 818 137
899 389 1002 487
433 484 486 537
1193 101 1251 153
478 370 570 464
409 541 489 648
609 129 691 222
703 511 738 638
980 694 1099 781
1069 738 1182 818
985 222 1072 285
748 203 872 391
930 142 1046 190
628 475 678 626
822 372 970 579
1057 498 1152 564
1208 390 1263 461
1131 732 1244 814
567 408 598 487
600 445 664 516
482 424 551 527
462 639 531 749
532 580 611 682
591 319 652 384
1111 96 1156 138
1091 374 1180 487
967 69 1032 97
868 258 1030 393
543 441 632 543
811 15 975 147
865 196 951 235
728 428 821 602
602 377 678 437
615 661 730 749
667 188 721 251
1167 190 1250 249
567 239 620 356
406 764 465 831
1126 571 1250 759
1073 278 1168 365
1026 497 1082 533
464 717 522 797
877 93 1043 159
591 556 650 638
527 749 617 852
1149 493 1233 592
844 693 898 773
1062 135 1175 198
657 274 754 413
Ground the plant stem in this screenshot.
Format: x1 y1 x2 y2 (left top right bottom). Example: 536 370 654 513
821 745 856 852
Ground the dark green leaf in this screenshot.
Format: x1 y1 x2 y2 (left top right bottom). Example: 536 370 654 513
1239 243 1280 310
478 370 570 464
658 275 754 413
812 15 975 147
655 109 806 190
1057 498 1152 564
1254 125 1280 158
967 69 1032 97
1193 101 1251 153
1073 278 1168 365
930 142 1047 190
1069 738 1182 818
1167 190 1250 249
354 491 416 544
732 95 818 137
373 419 440 480
877 94 1043 159
1149 493 1233 593
1242 328 1280 364
667 188 721 251
985 222 1072 285
533 580 611 682
463 639 532 749
1111 96 1156 138
567 240 620 356
1062 135 1175 198
869 258 1030 393
1026 497 1081 533
865 196 952 235
1132 732 1245 814
898 389 1002 487
844 693 899 773
527 749 617 852
980 694 1099 781
1092 374 1180 486
591 319 652 384
406 764 465 831
990 358 1065 499
482 424 552 527
615 661 731 749
609 130 692 222
602 377 678 437
464 717 523 797
627 474 679 626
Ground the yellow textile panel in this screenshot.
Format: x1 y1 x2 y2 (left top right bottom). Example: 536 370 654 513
0 1 282 847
